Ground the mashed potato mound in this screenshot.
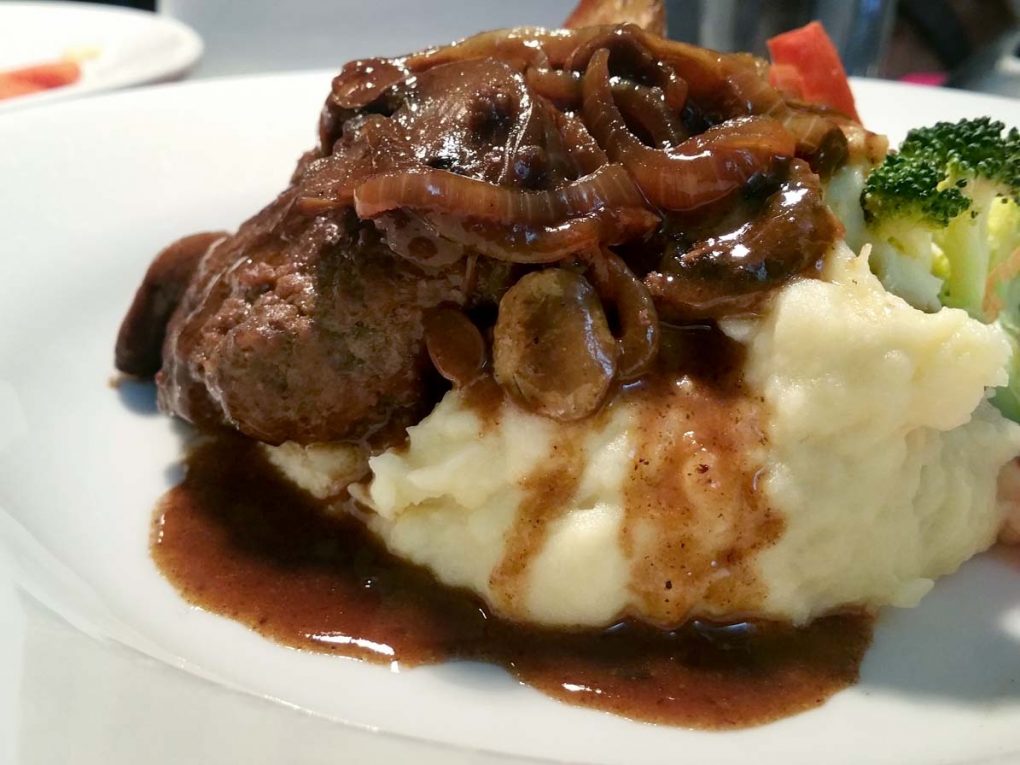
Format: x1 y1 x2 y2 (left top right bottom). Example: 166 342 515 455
271 244 1020 628
734 249 1020 623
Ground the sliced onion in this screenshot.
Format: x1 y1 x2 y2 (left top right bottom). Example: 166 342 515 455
585 249 659 380
554 110 609 176
402 26 613 72
722 59 783 115
425 208 659 264
783 102 887 164
297 115 416 215
527 68 683 149
697 57 853 174
353 162 651 226
296 193 353 215
565 25 688 112
583 48 795 211
635 32 729 103
610 79 684 147
331 58 408 109
565 24 658 79
404 28 553 72
525 67 581 106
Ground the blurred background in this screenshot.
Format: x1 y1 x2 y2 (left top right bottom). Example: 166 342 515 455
46 0 1020 95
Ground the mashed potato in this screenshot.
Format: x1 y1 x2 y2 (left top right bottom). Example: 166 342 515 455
270 243 1020 628
736 249 1020 622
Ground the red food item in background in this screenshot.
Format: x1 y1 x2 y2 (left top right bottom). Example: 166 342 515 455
767 21 860 122
0 60 81 101
768 63 806 100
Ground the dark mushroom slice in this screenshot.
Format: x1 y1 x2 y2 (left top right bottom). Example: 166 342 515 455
424 307 487 387
646 158 839 321
493 269 618 420
115 231 227 378
585 250 659 380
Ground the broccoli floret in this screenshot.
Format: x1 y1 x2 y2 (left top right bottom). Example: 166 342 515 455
862 117 1020 318
858 117 1020 421
862 152 970 227
858 153 966 310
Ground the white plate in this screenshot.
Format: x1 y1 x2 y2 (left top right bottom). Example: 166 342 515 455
1 73 1020 764
0 1 201 113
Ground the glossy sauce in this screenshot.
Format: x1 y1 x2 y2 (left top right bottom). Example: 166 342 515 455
153 431 873 729
616 325 780 624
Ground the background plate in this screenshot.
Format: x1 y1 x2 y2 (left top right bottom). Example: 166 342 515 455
0 1 201 113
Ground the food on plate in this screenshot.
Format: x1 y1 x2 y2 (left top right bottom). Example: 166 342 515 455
766 21 859 120
0 57 82 101
115 0 1020 728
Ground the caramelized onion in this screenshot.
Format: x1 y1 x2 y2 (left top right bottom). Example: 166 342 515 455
494 269 617 420
525 67 582 107
403 27 613 72
331 58 408 109
425 208 659 263
586 249 659 379
583 48 795 211
683 51 852 174
404 28 554 72
567 25 687 110
353 163 652 226
566 24 656 79
720 56 783 115
611 80 684 147
554 110 610 176
646 158 837 320
299 115 417 215
397 58 540 186
527 68 683 148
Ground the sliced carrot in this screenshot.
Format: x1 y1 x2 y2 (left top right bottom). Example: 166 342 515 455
9 60 81 88
768 63 806 100
0 60 81 101
767 21 860 121
0 75 45 100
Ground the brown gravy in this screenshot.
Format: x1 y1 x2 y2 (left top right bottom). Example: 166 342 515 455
153 433 873 729
616 324 780 625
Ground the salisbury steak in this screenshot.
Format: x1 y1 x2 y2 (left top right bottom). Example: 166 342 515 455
150 188 468 445
117 23 852 446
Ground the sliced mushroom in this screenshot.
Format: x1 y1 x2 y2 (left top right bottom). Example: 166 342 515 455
115 231 226 377
424 307 487 387
494 269 618 420
646 158 838 320
586 250 659 380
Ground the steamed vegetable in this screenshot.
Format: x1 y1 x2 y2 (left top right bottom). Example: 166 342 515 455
0 60 80 101
767 21 860 121
859 117 1020 418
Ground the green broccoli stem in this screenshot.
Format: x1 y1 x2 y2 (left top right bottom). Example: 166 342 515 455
993 329 1020 421
940 182 997 319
